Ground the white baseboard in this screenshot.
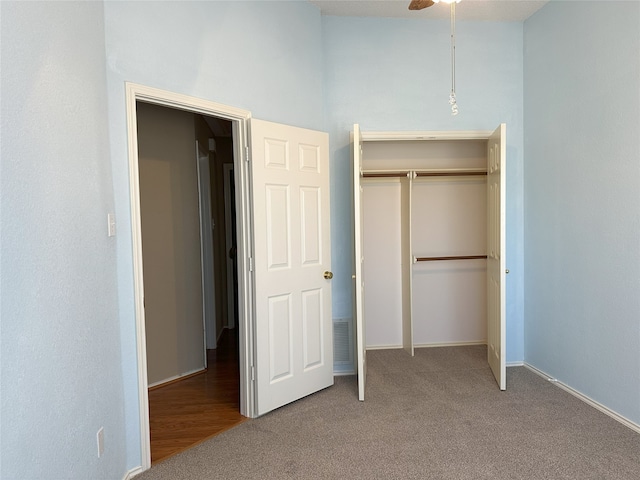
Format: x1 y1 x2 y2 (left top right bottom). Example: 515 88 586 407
123 466 144 479
413 341 486 349
365 344 402 351
506 361 524 367
148 367 206 389
524 363 640 435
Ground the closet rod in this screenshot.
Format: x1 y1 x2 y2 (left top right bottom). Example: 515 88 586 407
362 172 409 178
415 171 487 177
362 170 487 179
414 255 487 262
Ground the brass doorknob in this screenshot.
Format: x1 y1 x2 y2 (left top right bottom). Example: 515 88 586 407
324 271 333 280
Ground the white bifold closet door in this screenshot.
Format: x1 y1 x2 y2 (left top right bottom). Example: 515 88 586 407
487 124 506 390
352 124 366 401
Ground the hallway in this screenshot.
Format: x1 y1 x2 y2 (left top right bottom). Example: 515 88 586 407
148 329 245 463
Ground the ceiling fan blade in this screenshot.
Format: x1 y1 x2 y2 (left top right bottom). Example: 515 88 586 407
409 0 435 10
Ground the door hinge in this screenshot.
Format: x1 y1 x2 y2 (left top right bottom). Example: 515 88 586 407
251 366 255 381
245 145 250 163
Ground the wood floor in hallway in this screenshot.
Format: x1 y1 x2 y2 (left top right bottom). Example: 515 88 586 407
148 328 246 464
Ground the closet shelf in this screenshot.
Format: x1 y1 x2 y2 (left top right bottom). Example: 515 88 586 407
414 255 488 262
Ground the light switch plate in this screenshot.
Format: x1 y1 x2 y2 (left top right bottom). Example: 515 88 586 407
107 214 116 237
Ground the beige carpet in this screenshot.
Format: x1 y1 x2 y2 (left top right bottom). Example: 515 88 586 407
137 346 640 479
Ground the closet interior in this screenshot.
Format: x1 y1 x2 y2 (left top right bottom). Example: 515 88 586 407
355 127 505 358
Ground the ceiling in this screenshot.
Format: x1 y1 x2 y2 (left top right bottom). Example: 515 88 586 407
308 0 549 22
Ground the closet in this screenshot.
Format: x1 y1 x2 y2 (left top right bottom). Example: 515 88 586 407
352 124 507 401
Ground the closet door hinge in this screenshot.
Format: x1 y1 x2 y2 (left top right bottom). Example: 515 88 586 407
245 145 250 163
251 366 255 381
248 257 254 272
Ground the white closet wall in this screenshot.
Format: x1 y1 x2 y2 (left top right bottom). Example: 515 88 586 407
362 180 404 348
411 178 487 346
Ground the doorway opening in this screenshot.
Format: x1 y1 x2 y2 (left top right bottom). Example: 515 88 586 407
136 101 245 463
125 83 254 470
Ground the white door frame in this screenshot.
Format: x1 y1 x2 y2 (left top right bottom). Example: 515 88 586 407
125 83 255 471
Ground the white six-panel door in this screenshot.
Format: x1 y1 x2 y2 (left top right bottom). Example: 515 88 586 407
487 124 507 390
251 119 333 415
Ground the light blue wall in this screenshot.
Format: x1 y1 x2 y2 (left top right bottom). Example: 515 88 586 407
0 2 127 479
524 1 640 424
102 0 325 470
322 17 525 362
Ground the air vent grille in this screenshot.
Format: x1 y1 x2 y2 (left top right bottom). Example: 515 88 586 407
333 318 353 366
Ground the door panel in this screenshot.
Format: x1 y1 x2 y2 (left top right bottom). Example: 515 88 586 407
487 123 506 390
265 185 290 269
302 288 323 369
300 187 321 265
251 119 333 415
